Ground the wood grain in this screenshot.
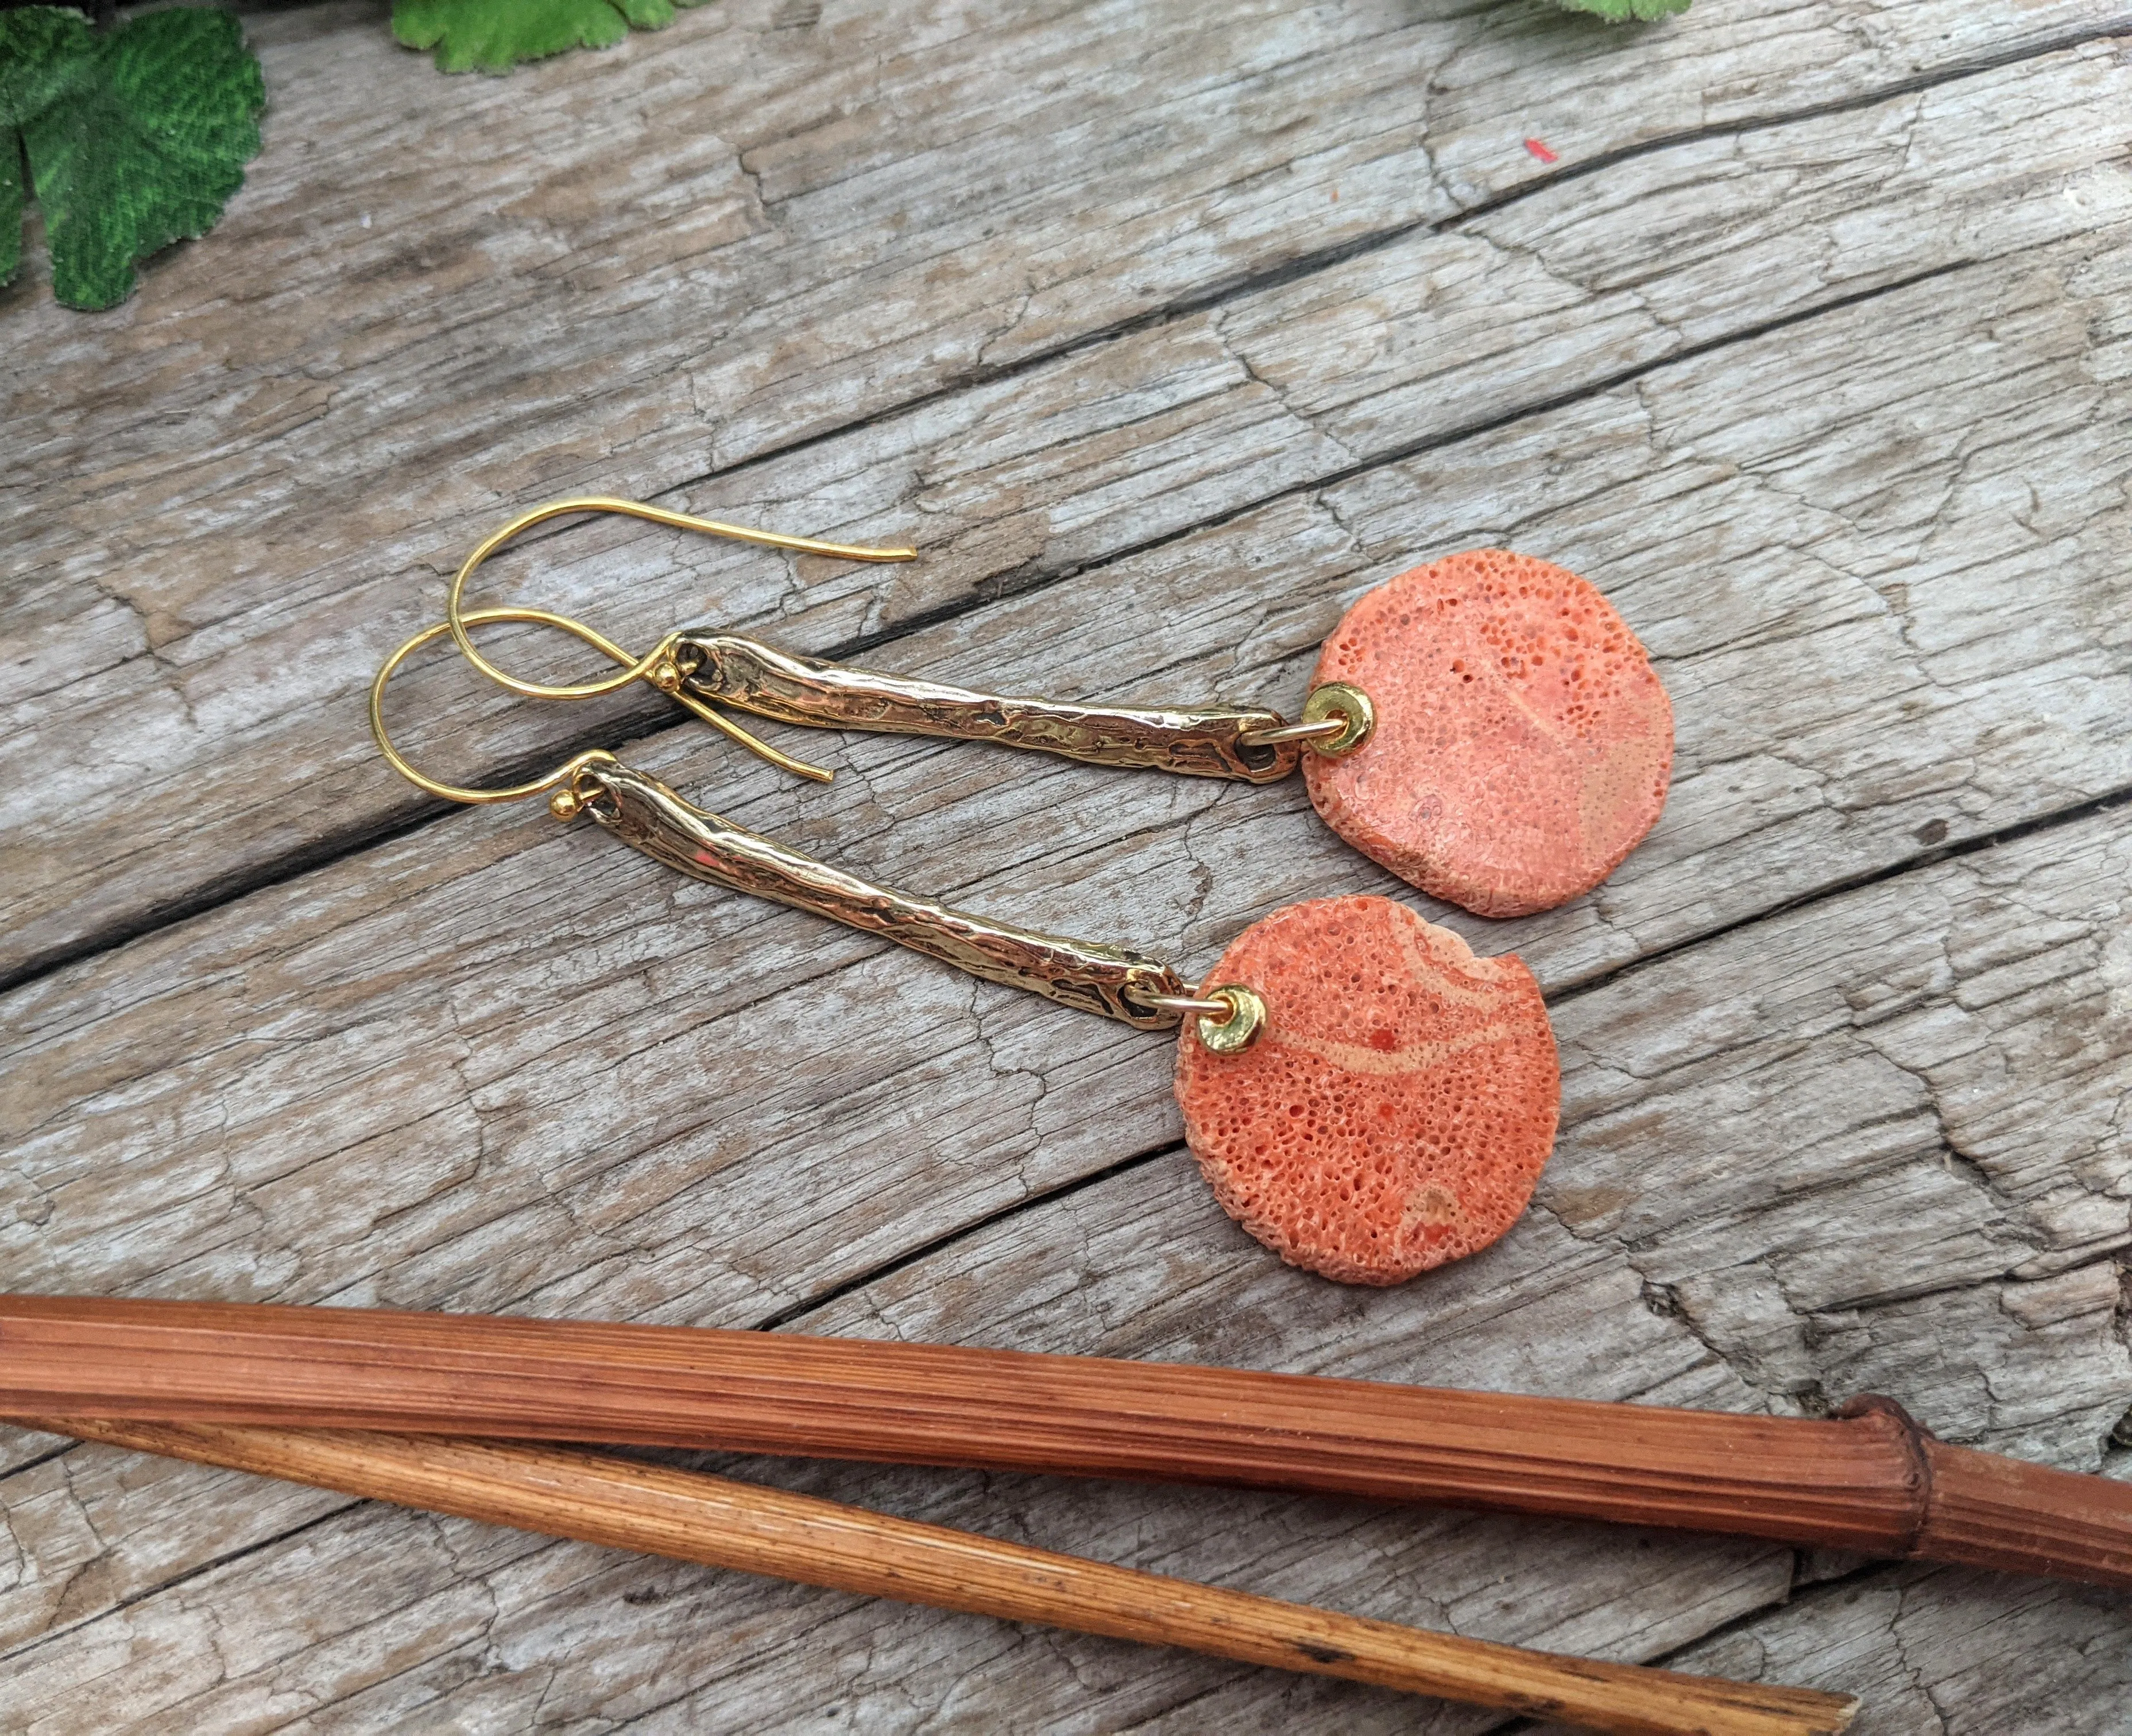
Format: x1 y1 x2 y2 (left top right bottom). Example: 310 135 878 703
9 223 2130 1332
4 0 2130 1727
1658 1562 2132 1736
4 1296 2130 1590
4 15 2129 981
28 1418 1863 1736
0 1432 1803 1734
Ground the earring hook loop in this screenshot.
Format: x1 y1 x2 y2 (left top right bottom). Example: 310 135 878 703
386 596 836 787
443 495 916 706
372 609 636 805
373 606 835 808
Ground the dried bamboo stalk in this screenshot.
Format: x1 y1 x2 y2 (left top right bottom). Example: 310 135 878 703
2 1295 2125 1588
30 1417 1857 1736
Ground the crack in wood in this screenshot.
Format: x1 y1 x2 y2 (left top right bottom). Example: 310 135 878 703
7 6 2132 1724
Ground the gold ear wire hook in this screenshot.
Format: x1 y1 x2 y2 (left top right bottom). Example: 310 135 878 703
639 656 838 783
371 607 832 808
397 595 834 785
443 495 916 706
372 610 622 806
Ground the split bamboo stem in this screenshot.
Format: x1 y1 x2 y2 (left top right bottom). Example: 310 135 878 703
2 1295 2125 1588
30 1416 1858 1736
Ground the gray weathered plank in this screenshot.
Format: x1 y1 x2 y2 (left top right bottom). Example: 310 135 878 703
3 656 2126 1728
1653 1565 2132 1735
4 10 2127 979
0 1442 1796 1735
0 661 2123 1731
5 4 2131 1730
7 216 2129 1342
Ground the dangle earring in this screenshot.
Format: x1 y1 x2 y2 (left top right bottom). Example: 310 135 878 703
376 604 1560 1288
390 496 1680 1283
443 499 1675 921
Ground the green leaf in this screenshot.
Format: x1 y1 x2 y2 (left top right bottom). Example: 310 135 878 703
1 140 22 290
393 0 705 74
2 7 87 291
1547 0 1692 19
2 6 266 311
0 7 93 124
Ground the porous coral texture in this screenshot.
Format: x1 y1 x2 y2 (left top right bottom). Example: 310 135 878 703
1175 894 1559 1285
1304 551 1673 917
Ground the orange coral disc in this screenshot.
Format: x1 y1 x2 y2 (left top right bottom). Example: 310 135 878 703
1304 551 1673 917
1174 894 1559 1286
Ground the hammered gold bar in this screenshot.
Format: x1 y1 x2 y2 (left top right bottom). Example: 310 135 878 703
674 634 1299 784
581 762 1193 1028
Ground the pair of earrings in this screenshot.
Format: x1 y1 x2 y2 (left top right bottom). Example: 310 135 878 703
373 498 1674 1285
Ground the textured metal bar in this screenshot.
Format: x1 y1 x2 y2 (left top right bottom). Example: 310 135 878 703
674 633 1299 783
581 762 1191 1028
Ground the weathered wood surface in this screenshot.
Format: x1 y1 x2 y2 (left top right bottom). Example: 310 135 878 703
4 1 2130 984
1 0 2129 1730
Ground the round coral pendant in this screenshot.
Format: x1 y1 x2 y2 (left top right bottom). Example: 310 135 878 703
1175 894 1559 1285
1305 551 1673 918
